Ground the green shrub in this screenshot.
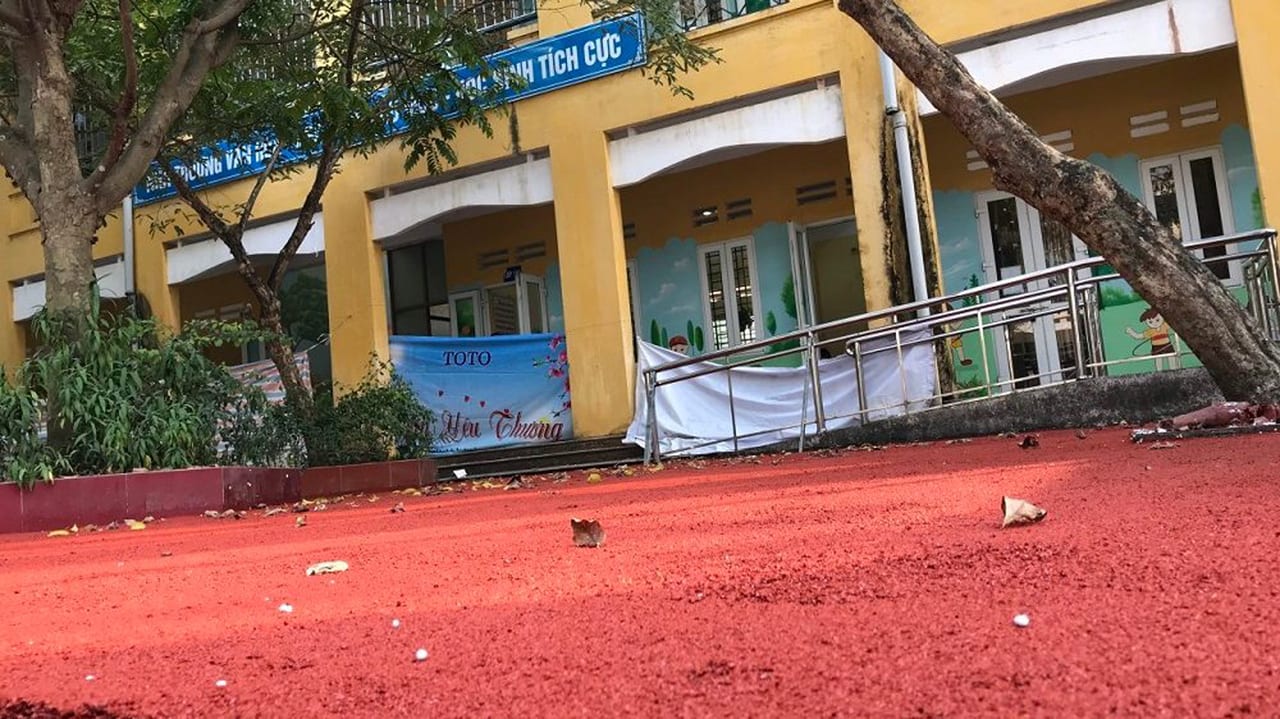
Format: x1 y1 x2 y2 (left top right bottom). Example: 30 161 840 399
1 290 263 488
219 357 434 468
304 359 434 467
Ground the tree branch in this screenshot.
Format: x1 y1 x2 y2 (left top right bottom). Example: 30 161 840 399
267 141 338 293
162 157 275 307
91 0 251 211
82 0 138 190
237 142 282 234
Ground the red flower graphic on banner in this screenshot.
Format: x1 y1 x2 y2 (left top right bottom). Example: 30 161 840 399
532 334 571 418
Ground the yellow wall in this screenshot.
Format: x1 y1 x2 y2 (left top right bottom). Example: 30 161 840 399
1232 0 1280 227
924 48 1250 193
618 141 855 253
442 204 559 288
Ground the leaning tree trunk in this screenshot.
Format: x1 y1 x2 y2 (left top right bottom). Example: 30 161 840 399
840 0 1280 403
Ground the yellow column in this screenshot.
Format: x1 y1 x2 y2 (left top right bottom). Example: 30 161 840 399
536 0 591 36
839 34 895 313
0 284 23 373
547 108 634 437
1232 0 1280 226
133 214 182 332
322 175 390 391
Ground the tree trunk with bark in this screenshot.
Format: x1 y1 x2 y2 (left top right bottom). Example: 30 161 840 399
840 0 1280 402
0 0 252 316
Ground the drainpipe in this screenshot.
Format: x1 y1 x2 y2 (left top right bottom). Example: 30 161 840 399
878 50 930 316
122 193 136 312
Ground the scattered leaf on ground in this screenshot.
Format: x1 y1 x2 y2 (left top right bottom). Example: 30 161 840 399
570 518 605 548
291 502 309 513
1148 441 1180 450
105 521 120 531
202 510 220 519
263 507 286 517
586 473 603 484
390 502 405 513
1019 435 1040 449
1075 429 1088 439
160 551 172 557
47 530 70 538
945 438 972 445
295 515 307 528
505 478 527 491
306 560 349 576
126 520 147 531
143 516 156 523
402 488 423 497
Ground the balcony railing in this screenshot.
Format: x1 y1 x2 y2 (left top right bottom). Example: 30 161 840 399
676 0 786 31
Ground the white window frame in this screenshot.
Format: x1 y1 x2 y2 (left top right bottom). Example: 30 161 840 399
449 289 484 338
697 237 763 352
1140 146 1239 285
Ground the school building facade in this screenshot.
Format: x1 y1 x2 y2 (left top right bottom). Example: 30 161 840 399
2 0 1278 444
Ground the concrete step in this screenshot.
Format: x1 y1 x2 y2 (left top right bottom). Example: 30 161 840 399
433 435 643 480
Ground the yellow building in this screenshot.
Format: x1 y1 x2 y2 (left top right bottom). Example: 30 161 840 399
3 0 1278 447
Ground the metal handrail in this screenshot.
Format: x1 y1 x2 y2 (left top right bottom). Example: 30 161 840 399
646 229 1277 378
640 228 1279 463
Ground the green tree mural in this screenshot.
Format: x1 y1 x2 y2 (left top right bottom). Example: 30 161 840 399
650 319 661 346
686 320 695 343
781 274 798 321
661 327 669 347
765 310 777 335
694 326 705 351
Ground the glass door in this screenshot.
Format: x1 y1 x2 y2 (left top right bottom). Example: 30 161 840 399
1141 149 1238 284
976 192 1085 389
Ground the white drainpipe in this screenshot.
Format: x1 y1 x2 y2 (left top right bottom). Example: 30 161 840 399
878 50 930 315
122 193 136 305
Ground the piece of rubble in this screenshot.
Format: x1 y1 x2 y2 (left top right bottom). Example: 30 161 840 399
570 518 605 548
1001 496 1047 528
305 560 349 576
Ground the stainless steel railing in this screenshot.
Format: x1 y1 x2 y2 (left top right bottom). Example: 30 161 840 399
640 228 1280 462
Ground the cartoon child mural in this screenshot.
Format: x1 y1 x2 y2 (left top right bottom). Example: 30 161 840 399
1125 307 1178 370
667 335 691 356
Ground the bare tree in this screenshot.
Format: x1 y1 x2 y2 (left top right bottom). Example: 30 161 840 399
839 0 1280 402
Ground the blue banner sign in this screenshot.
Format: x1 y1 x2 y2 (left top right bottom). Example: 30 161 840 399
389 333 573 454
134 14 647 205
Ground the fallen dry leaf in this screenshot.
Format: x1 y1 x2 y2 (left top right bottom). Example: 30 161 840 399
1148 441 1180 450
47 530 71 538
306 560 349 576
263 507 286 517
945 438 972 445
143 516 156 523
504 478 527 491
126 520 147 531
295 515 307 528
570 518 605 548
1019 435 1040 449
586 473 603 484
1075 429 1088 440
1001 496 1047 528
202 510 221 519
390 502 405 513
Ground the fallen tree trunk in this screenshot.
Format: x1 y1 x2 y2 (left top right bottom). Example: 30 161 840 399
839 0 1280 402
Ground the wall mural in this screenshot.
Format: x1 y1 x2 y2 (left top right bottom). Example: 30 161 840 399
932 123 1262 390
630 223 800 365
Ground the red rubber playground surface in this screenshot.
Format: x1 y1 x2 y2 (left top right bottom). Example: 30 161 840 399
2 428 1279 718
